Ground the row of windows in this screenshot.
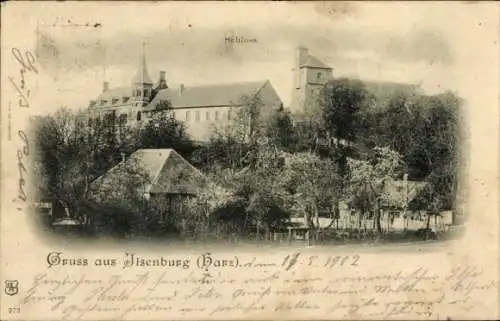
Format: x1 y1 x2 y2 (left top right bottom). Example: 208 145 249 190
88 111 142 126
183 109 234 122
89 107 235 127
134 88 150 97
95 88 149 107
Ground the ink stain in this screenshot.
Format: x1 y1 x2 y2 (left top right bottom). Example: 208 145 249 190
94 23 102 28
314 2 355 20
188 24 192 28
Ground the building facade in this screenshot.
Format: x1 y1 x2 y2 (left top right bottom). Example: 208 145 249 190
290 46 334 114
87 47 283 142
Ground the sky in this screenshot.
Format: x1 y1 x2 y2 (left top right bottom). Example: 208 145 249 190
2 2 498 114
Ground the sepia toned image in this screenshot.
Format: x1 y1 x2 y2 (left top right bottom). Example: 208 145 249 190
1 2 498 320
31 8 464 246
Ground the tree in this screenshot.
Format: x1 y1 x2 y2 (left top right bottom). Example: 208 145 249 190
139 104 195 158
319 78 370 223
357 88 463 224
278 152 339 244
185 179 233 239
31 107 148 234
265 105 297 152
347 147 405 236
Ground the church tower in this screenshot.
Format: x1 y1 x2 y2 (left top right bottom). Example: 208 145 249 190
290 46 333 114
132 42 154 107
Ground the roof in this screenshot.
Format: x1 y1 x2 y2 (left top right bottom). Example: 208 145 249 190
380 179 428 209
363 80 421 104
132 52 153 84
94 86 133 105
300 54 332 70
92 149 209 197
145 81 268 110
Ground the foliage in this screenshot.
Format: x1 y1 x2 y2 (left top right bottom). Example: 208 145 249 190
139 110 195 158
358 90 462 212
30 76 463 240
265 106 297 152
278 152 339 229
31 108 138 211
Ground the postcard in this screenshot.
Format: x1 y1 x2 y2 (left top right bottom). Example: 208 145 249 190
1 2 498 320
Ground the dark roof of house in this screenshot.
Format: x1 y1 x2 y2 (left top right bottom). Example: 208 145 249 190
300 54 332 70
145 81 269 110
92 149 209 196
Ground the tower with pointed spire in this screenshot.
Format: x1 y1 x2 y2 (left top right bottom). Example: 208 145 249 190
132 41 154 107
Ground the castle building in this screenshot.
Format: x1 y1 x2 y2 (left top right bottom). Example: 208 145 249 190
290 45 334 113
289 46 422 115
88 44 421 142
88 44 283 142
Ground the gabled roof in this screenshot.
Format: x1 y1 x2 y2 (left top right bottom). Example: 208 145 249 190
92 149 208 196
94 86 133 107
145 81 268 110
380 179 428 209
300 54 332 70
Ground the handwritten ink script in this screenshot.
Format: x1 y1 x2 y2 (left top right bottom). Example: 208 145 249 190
8 48 37 206
9 48 38 109
5 251 497 320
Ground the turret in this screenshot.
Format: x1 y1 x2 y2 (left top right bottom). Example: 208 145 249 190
132 42 153 105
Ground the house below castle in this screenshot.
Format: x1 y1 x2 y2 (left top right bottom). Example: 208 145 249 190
87 45 283 142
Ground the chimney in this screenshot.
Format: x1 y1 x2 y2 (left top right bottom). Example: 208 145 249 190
295 45 308 90
121 152 126 163
156 70 168 90
102 81 109 92
178 84 185 96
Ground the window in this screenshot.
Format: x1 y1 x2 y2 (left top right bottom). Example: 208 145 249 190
317 72 322 80
215 110 219 121
112 98 119 105
104 112 114 126
119 113 127 125
195 110 200 121
186 111 191 121
137 111 142 121
227 108 232 120
206 111 210 121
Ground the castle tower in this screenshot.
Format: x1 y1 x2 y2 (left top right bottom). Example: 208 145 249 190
290 46 333 114
132 42 154 107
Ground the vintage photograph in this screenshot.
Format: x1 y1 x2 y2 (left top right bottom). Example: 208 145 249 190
2 3 498 321
25 3 466 247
